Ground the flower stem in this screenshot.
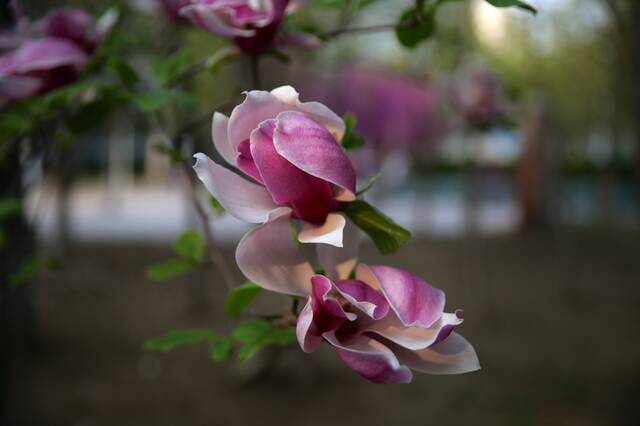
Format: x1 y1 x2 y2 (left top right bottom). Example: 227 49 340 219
249 54 262 90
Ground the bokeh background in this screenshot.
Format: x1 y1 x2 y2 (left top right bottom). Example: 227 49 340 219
2 0 640 425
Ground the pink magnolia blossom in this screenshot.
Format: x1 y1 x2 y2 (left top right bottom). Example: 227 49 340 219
193 86 356 247
0 6 117 103
179 0 309 53
235 210 480 384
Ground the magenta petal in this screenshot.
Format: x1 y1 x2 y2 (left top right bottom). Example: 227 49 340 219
236 139 264 183
368 265 445 328
325 334 412 384
250 119 337 224
273 111 356 198
296 275 355 353
334 279 389 320
179 4 255 37
12 38 87 73
42 8 93 48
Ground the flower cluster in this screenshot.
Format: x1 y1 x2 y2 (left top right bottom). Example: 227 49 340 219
194 86 480 384
0 5 116 104
136 0 315 53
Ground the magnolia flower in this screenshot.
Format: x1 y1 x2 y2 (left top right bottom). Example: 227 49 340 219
235 210 480 384
0 6 117 103
179 0 309 53
193 86 356 247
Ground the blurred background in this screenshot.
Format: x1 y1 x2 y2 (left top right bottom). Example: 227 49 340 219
2 0 640 425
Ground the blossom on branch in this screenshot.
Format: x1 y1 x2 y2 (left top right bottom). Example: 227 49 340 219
235 211 480 384
0 5 117 103
193 86 356 247
179 0 311 53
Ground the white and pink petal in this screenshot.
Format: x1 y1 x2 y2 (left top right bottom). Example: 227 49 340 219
192 153 277 223
389 332 480 375
235 207 314 297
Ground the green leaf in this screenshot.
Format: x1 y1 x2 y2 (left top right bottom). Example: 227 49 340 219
485 0 537 14
356 173 381 196
344 200 411 255
232 320 295 362
109 58 139 88
205 47 239 74
173 228 205 264
232 320 271 344
152 143 184 164
341 113 364 150
133 89 197 112
152 50 192 87
0 198 21 221
146 258 194 280
144 329 214 352
224 282 262 319
9 254 51 286
209 335 234 362
264 327 296 346
208 196 225 216
396 7 436 49
290 222 301 249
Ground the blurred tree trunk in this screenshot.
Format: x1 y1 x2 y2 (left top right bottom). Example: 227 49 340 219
602 0 640 194
0 143 37 423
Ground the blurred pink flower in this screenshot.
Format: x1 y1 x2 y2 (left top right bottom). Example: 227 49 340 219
179 0 309 53
0 5 117 103
450 67 508 128
306 66 447 153
235 211 480 384
193 86 356 247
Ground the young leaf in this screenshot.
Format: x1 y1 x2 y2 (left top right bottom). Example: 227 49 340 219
341 113 364 150
208 196 225 216
9 254 51 286
345 200 411 255
232 320 295 362
205 47 240 74
264 327 296 346
224 282 262 319
232 320 271 344
0 198 21 221
133 89 197 112
144 329 214 352
109 58 139 88
356 173 381 196
485 0 537 14
146 258 194 280
152 143 184 164
152 50 192 86
173 228 205 264
396 7 436 49
209 335 234 362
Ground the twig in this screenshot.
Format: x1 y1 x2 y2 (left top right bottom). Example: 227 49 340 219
248 55 262 90
149 114 236 291
322 22 409 40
